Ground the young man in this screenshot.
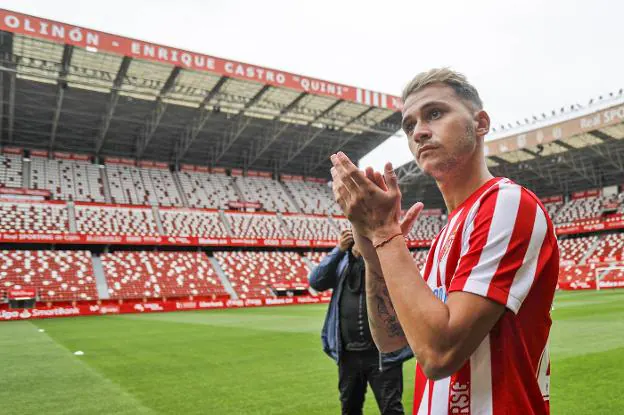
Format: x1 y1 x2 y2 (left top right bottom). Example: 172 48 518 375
309 228 412 415
329 68 559 414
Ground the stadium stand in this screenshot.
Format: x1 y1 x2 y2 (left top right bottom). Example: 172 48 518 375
543 200 564 221
406 214 445 241
280 214 338 240
160 209 229 238
106 163 183 207
234 175 298 212
597 266 624 287
177 169 238 209
213 251 309 298
30 156 105 202
0 250 96 301
591 232 624 262
331 216 351 232
101 251 227 299
282 179 339 215
0 201 68 234
305 251 330 267
75 204 159 236
225 212 290 239
0 152 23 188
554 196 604 224
558 235 599 264
558 264 595 289
411 249 430 271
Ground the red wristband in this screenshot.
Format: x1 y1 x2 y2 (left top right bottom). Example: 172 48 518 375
373 232 404 249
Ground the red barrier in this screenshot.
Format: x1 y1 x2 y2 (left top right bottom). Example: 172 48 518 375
0 232 347 248
0 295 332 321
555 215 624 235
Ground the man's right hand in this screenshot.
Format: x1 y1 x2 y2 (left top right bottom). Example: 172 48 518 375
338 228 354 252
351 167 424 267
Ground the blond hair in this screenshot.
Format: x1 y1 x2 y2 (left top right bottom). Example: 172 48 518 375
401 68 483 110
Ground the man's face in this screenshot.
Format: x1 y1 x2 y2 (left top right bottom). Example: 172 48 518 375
401 84 481 181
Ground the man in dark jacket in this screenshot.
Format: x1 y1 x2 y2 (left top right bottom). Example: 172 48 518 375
309 228 412 415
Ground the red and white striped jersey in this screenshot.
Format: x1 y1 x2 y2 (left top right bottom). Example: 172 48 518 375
414 177 559 415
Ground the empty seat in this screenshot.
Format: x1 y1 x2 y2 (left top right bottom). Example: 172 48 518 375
213 251 309 298
225 212 290 239
591 233 624 262
30 156 105 202
234 176 297 212
558 235 599 264
406 215 445 241
0 250 96 301
283 180 340 215
0 201 69 234
558 264 595 289
555 197 604 225
305 251 332 268
281 215 339 240
101 251 227 299
160 209 228 238
0 154 23 188
177 170 238 209
106 164 182 206
411 249 430 271
543 201 563 221
75 205 158 236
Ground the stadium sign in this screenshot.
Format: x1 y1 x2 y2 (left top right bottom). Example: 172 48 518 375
485 103 624 157
0 296 332 321
7 288 36 299
0 9 401 110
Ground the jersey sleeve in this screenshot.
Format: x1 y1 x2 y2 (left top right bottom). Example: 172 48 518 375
448 182 554 314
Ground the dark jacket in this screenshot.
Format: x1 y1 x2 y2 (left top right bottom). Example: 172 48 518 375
309 246 413 371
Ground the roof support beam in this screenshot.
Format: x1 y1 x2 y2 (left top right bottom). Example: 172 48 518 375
49 45 73 150
246 92 309 167
281 104 373 169
175 76 228 163
277 100 345 167
585 141 624 172
306 107 379 171
557 153 599 187
135 66 181 158
520 156 563 192
559 136 623 172
554 139 576 151
95 56 131 155
396 162 424 186
0 32 14 143
589 130 616 142
213 84 271 163
7 71 15 143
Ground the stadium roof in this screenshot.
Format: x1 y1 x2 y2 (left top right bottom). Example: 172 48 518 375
0 9 402 177
397 97 624 210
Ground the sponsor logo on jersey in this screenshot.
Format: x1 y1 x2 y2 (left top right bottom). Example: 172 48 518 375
432 285 448 303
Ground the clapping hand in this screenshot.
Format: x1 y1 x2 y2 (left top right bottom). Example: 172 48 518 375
330 152 423 248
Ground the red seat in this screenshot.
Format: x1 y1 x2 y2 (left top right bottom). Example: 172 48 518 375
214 251 309 298
101 251 227 299
0 250 97 301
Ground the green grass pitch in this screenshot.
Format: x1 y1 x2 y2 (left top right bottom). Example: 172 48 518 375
1 290 623 414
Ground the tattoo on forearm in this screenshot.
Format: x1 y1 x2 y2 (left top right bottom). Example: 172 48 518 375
367 270 405 338
376 286 405 337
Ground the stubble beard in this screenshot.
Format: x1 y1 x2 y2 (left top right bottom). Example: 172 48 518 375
425 122 477 183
